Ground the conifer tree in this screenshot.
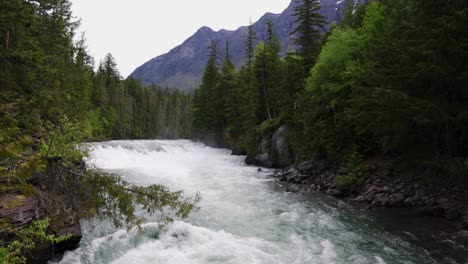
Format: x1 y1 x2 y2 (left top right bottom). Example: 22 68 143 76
291 0 326 72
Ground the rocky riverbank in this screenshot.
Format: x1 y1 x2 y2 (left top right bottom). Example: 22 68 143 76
271 158 468 249
0 158 83 264
243 124 468 259
276 159 468 215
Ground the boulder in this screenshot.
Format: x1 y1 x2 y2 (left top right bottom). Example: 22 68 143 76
0 194 39 229
326 189 343 197
445 208 462 221
272 125 292 168
392 193 405 204
458 230 468 239
54 222 82 254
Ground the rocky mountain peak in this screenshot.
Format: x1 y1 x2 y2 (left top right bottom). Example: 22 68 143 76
130 0 360 92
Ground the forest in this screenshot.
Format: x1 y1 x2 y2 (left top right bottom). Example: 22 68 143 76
193 0 468 178
0 0 194 262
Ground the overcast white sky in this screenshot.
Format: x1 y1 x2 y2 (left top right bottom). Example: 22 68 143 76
70 0 291 77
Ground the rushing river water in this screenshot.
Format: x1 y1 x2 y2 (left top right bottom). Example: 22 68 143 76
53 140 462 264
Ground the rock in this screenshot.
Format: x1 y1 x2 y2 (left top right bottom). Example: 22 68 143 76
27 242 54 264
393 193 406 204
326 189 343 197
0 194 39 229
296 161 314 174
404 197 414 207
436 198 450 206
445 208 462 221
383 186 392 193
272 125 292 167
54 222 82 254
424 198 435 206
432 206 446 217
353 196 366 202
462 217 468 230
375 193 387 203
287 184 302 192
367 185 381 194
395 183 404 191
413 191 421 201
458 230 468 239
381 198 390 206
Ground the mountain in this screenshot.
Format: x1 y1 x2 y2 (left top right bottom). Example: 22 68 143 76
130 0 356 92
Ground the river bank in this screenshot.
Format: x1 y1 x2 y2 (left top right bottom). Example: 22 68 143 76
0 158 84 263
242 124 468 261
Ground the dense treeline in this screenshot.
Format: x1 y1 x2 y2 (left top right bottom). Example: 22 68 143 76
0 1 191 167
90 54 192 140
193 0 468 177
0 0 195 262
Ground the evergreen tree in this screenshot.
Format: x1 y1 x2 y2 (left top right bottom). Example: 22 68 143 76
244 20 257 68
193 41 222 143
291 0 326 72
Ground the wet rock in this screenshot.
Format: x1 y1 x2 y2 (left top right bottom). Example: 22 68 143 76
423 197 435 207
404 198 414 207
432 206 446 217
353 196 366 202
367 185 381 194
27 242 54 264
272 125 292 168
54 222 82 254
458 230 468 239
393 193 405 204
326 189 342 197
462 217 468 230
437 198 450 205
445 208 462 221
287 184 302 192
381 198 390 206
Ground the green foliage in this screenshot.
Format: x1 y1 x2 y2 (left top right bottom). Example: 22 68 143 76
291 0 327 72
39 116 88 161
0 1 198 262
0 247 6 263
79 171 200 228
307 27 361 93
259 118 281 135
1 218 71 264
193 41 223 143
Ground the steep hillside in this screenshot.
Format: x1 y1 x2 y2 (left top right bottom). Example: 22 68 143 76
130 0 355 92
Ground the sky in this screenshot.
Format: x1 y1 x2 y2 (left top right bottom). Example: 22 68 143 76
70 0 291 77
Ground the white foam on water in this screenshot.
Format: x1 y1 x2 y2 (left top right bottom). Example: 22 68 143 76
54 140 436 264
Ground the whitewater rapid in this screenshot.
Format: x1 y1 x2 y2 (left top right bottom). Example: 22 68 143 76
54 140 438 264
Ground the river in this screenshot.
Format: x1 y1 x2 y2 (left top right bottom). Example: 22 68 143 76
53 140 459 264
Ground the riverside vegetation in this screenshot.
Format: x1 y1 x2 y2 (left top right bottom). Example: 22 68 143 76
192 0 468 244
0 0 197 263
1 0 468 263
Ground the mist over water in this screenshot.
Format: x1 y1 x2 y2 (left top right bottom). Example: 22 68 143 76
54 140 439 264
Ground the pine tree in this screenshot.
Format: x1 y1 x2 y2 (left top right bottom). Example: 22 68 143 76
291 0 326 72
220 40 239 139
244 20 256 68
193 40 222 143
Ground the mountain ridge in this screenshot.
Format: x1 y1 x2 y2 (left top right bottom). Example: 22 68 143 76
130 0 354 92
